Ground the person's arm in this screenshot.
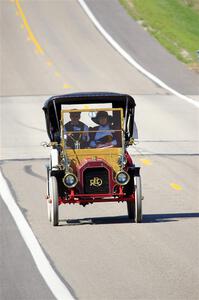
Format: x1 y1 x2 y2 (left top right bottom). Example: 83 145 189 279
83 125 89 141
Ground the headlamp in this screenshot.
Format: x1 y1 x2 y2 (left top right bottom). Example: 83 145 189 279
63 173 78 188
115 171 130 185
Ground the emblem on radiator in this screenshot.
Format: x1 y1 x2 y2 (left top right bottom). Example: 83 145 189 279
90 177 103 187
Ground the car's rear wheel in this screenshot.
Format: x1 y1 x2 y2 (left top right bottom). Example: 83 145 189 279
134 176 142 223
49 176 59 226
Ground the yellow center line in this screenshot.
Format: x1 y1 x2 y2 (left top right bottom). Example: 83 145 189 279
170 183 182 191
140 158 152 166
46 60 53 67
55 71 61 77
63 83 71 89
15 0 44 54
14 0 72 89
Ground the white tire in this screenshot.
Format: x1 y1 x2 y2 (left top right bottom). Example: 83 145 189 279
49 176 59 226
46 166 51 222
134 176 142 223
47 200 51 222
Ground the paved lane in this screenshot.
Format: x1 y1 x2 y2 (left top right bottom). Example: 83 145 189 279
0 196 55 300
1 0 68 96
1 0 198 299
1 157 199 299
1 0 165 96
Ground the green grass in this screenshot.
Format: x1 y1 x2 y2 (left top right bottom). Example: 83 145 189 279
119 0 199 70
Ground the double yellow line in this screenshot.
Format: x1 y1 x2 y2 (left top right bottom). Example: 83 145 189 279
15 0 44 54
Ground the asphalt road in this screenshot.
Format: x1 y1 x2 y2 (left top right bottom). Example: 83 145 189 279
0 1 199 299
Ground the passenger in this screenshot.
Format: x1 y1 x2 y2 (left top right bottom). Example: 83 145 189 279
64 111 89 148
89 111 117 148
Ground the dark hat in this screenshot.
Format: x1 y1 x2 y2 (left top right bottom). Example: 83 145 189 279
92 111 113 125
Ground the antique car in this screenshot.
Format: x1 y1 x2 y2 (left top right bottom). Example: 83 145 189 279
42 92 143 226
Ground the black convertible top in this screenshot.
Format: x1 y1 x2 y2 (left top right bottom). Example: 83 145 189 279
43 92 136 141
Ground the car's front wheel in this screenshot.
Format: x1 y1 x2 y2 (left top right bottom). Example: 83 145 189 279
46 165 51 222
49 176 59 226
127 200 135 221
134 176 142 223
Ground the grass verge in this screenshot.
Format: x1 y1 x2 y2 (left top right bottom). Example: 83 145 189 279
119 0 199 71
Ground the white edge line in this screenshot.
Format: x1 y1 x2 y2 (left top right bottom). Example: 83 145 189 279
0 170 74 300
78 0 199 109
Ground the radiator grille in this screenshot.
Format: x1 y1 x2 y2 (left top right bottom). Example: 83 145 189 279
83 167 109 194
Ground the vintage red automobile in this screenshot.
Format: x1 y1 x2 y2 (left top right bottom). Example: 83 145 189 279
42 92 143 225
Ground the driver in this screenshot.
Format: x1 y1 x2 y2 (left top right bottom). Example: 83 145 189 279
64 111 89 148
89 111 117 148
